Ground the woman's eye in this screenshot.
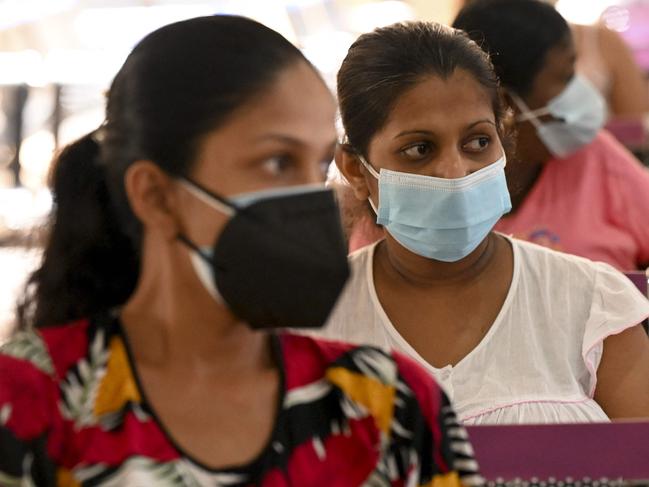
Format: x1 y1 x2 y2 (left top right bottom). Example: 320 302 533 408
262 155 292 175
463 136 490 152
402 143 431 160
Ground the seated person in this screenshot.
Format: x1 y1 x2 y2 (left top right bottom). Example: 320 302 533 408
541 0 649 118
454 0 649 271
0 16 481 485
312 19 649 425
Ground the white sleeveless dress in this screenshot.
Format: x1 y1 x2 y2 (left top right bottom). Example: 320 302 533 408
310 236 649 425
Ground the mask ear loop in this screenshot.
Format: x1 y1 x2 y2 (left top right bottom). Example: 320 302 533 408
339 138 380 216
509 91 546 129
176 178 231 271
177 233 224 301
340 135 380 179
354 153 381 216
178 178 237 217
357 153 380 180
177 233 206 255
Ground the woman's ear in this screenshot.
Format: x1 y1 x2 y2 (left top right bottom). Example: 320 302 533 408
334 143 371 202
124 160 179 240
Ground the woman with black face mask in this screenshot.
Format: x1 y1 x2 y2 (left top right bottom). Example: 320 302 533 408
0 15 481 487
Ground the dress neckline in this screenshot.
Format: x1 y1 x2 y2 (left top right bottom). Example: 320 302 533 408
112 315 287 476
363 234 520 376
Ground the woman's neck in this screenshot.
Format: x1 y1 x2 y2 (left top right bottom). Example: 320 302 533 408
376 232 499 288
120 239 271 375
506 159 544 213
506 127 550 212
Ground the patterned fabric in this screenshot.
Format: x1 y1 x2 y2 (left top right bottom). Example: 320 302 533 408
0 315 483 486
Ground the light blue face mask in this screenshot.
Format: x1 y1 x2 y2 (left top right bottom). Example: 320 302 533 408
510 74 606 159
359 155 512 262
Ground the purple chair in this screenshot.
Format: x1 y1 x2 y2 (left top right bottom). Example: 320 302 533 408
467 421 649 484
625 271 648 297
625 271 648 333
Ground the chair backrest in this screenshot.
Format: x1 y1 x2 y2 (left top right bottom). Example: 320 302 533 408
625 271 648 297
467 421 649 483
605 118 647 151
625 271 649 333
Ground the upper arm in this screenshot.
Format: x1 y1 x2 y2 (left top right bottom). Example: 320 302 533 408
594 324 649 418
0 354 59 485
601 26 649 117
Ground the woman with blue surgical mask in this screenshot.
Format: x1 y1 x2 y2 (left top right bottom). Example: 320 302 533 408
455 0 649 271
311 20 649 425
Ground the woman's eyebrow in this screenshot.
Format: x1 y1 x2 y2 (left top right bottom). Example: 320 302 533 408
394 130 434 139
465 119 496 130
254 133 305 146
395 119 496 139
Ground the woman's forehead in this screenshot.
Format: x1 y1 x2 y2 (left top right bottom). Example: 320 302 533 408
528 38 577 103
381 71 496 132
208 63 336 144
544 36 577 70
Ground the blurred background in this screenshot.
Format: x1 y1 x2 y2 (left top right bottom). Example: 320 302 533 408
1 0 648 338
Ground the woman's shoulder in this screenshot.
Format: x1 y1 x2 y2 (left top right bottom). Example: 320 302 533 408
328 241 376 304
509 236 649 315
555 131 630 171
279 333 443 402
508 236 634 300
321 242 379 327
0 316 120 393
348 240 379 266
278 333 479 484
1 321 81 378
510 235 611 277
0 320 100 447
581 130 644 172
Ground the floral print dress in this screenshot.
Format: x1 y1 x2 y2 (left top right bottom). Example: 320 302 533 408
0 314 482 486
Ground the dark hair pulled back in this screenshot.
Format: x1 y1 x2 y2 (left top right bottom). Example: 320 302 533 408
19 15 309 328
337 21 511 158
453 0 571 96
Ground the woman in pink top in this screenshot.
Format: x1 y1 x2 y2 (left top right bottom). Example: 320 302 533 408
492 130 649 270
454 0 649 271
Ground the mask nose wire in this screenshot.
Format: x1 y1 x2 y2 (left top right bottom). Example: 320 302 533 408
177 178 237 217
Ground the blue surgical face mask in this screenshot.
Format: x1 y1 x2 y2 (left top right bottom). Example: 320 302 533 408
511 74 606 158
358 155 512 262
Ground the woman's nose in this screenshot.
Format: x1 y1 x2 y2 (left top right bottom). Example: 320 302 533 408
428 149 469 179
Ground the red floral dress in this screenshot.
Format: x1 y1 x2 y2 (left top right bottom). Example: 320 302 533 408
0 314 482 486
